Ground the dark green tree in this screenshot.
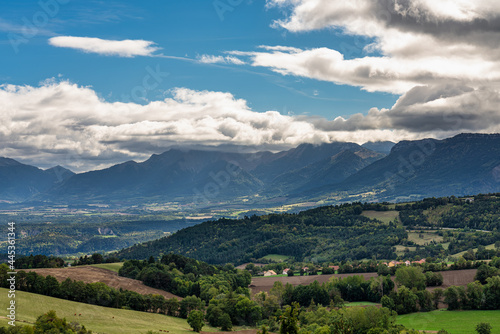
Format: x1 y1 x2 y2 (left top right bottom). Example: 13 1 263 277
219 313 233 331
432 288 443 309
395 266 426 290
34 310 92 333
187 310 205 332
476 322 492 334
444 286 461 310
279 302 299 334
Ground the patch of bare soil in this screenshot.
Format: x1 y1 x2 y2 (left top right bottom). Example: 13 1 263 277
250 269 478 296
24 266 182 300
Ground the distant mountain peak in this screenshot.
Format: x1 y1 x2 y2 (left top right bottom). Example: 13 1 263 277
0 157 24 167
45 165 73 173
361 141 396 155
389 138 437 154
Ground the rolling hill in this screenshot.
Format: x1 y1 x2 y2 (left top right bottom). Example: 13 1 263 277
114 194 500 265
0 288 216 334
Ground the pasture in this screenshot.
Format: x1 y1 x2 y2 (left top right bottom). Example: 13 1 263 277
397 309 500 334
0 288 217 334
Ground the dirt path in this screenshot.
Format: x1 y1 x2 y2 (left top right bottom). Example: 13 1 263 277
24 266 182 300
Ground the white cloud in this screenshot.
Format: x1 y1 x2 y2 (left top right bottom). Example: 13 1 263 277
230 46 500 94
205 0 500 134
1 80 499 172
48 36 160 57
197 54 245 65
207 1 500 96
258 45 302 53
266 0 500 59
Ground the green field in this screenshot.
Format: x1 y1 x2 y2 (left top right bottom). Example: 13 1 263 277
397 310 500 334
395 245 417 256
452 243 496 257
90 262 124 273
0 288 218 334
361 210 399 224
407 231 444 246
261 254 292 262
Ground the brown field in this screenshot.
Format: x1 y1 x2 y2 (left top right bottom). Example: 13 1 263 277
24 266 182 300
428 269 477 290
250 269 477 295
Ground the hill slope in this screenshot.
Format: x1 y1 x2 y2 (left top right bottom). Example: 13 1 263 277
115 194 500 264
0 288 215 334
116 204 406 264
329 133 500 202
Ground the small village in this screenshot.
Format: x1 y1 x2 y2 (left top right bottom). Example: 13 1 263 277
259 259 428 277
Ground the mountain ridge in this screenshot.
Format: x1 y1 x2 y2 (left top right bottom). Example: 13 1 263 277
1 133 499 206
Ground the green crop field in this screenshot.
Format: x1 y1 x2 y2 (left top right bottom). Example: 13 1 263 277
90 262 124 273
0 288 219 334
407 231 444 245
261 254 292 262
452 243 496 258
395 245 417 256
397 310 500 334
361 210 399 224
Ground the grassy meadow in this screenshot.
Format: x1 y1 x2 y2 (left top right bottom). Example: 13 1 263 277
90 262 124 273
0 288 218 334
361 210 399 223
397 310 500 334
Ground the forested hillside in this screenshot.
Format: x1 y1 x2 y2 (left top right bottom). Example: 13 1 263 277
116 194 500 265
116 204 406 264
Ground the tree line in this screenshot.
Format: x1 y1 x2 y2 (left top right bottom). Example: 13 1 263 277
0 263 187 316
118 253 252 300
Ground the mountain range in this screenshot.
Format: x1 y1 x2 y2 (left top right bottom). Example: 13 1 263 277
1 133 500 206
0 158 74 201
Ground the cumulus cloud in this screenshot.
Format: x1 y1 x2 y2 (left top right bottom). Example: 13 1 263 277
219 1 499 95
1 80 499 172
308 84 500 133
197 54 245 65
231 47 500 94
48 36 160 57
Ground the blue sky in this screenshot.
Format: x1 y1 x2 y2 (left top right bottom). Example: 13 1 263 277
1 0 499 171
0 0 397 119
